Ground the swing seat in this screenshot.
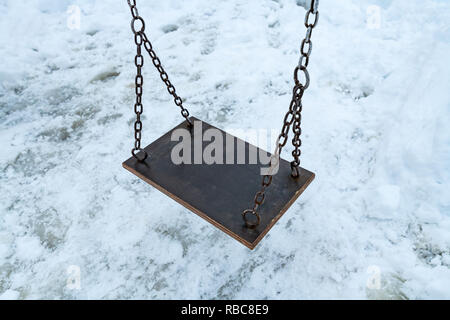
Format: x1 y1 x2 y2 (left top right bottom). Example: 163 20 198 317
123 117 315 249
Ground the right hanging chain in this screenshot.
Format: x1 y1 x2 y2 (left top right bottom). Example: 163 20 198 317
242 0 319 229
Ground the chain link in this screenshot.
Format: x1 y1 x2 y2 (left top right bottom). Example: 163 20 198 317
242 0 319 228
127 1 192 161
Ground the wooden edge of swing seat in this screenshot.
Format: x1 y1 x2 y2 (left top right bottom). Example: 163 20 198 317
123 117 315 250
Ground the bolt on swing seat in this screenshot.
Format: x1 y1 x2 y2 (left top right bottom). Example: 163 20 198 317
123 0 319 249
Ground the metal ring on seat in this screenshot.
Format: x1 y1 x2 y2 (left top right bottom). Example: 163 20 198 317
132 148 148 162
242 209 261 229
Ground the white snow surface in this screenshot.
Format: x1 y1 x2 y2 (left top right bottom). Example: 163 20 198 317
0 0 449 299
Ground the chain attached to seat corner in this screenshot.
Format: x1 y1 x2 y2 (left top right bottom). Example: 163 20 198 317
242 0 319 228
127 0 192 161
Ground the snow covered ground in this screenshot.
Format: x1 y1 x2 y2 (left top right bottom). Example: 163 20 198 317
0 0 449 299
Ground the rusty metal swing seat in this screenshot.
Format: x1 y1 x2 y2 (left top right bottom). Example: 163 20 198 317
122 0 319 249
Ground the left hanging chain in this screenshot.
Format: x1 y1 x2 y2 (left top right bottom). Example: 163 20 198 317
127 0 192 162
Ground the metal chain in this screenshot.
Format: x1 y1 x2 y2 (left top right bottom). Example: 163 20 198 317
127 0 192 161
242 0 319 228
129 5 147 161
140 32 192 127
290 92 303 178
